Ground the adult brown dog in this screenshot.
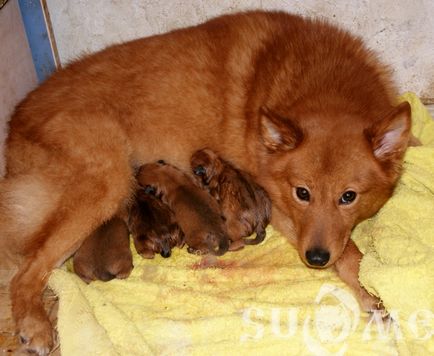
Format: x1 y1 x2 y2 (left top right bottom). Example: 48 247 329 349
0 11 411 354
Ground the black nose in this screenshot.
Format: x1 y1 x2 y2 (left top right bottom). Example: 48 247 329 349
159 239 172 258
160 248 171 258
157 160 166 165
305 248 330 267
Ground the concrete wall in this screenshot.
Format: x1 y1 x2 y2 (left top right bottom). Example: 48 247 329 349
46 0 434 100
0 0 38 176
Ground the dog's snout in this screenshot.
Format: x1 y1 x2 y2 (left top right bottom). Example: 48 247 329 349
160 239 172 258
305 248 330 267
160 247 171 258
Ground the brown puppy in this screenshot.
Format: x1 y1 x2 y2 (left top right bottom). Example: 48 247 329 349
73 217 133 283
0 11 412 353
128 186 184 258
191 148 272 250
136 161 230 256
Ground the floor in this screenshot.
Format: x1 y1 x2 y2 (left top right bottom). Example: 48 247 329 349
0 271 60 355
1 104 433 355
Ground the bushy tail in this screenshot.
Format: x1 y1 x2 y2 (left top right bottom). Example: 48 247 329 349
0 175 59 269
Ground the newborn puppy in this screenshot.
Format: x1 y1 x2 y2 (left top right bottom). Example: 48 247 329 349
191 148 272 250
73 217 133 283
128 186 184 258
136 161 230 256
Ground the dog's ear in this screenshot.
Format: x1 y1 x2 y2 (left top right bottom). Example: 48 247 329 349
366 101 411 161
260 107 303 152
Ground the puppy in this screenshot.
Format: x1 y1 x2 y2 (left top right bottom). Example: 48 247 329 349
191 148 272 250
128 186 184 258
136 161 230 255
73 217 133 283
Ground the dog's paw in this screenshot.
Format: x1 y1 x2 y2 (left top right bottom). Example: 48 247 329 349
17 313 54 356
359 289 388 317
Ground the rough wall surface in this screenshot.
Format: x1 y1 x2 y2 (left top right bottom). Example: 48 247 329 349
46 0 434 100
0 0 38 176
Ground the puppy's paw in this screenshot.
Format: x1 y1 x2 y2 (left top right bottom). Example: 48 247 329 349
187 246 208 255
17 313 54 356
228 239 245 251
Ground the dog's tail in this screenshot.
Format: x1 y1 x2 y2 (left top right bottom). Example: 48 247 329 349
0 175 59 269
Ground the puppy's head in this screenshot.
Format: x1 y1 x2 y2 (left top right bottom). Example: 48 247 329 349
136 161 181 200
130 188 184 258
190 148 224 188
256 102 411 268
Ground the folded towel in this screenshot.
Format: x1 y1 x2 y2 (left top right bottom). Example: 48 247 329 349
49 92 434 355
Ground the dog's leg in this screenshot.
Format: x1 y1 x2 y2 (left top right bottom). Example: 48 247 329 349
11 198 130 354
270 207 297 243
409 134 422 147
334 239 383 312
9 167 132 355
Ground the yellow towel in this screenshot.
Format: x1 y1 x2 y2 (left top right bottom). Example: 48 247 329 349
356 92 434 355
49 92 434 355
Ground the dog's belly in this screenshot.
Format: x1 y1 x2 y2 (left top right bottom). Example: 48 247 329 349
127 114 225 172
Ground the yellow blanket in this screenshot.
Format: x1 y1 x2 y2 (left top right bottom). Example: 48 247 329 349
49 93 434 355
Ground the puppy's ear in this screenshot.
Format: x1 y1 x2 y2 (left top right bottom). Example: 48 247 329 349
260 107 303 152
366 101 411 161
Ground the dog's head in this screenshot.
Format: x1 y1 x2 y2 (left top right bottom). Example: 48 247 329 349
136 161 181 200
129 188 184 258
190 148 224 189
256 102 411 268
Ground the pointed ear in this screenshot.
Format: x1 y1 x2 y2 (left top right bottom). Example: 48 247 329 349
366 101 411 161
260 107 303 152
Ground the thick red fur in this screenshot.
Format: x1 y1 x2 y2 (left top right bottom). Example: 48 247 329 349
128 188 184 259
136 162 230 256
191 148 272 250
73 217 133 283
0 11 411 354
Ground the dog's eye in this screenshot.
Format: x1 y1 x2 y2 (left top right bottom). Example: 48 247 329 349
295 187 310 202
193 165 206 176
339 191 357 205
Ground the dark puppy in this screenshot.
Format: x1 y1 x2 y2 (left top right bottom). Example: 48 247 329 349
73 217 133 283
136 161 230 255
128 186 184 258
191 149 272 250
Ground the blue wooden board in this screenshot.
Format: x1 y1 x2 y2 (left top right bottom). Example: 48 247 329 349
18 0 56 83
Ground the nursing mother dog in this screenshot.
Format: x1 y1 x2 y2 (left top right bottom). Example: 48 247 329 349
0 11 411 355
